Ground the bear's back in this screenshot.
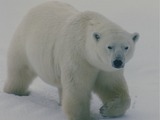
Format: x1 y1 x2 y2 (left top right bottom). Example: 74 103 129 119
27 1 78 21
20 1 78 34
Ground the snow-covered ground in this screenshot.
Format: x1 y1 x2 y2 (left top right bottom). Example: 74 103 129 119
0 0 159 120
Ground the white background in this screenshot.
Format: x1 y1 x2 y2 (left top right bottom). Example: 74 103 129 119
0 0 159 120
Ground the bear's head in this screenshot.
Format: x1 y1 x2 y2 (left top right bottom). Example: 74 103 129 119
80 11 139 71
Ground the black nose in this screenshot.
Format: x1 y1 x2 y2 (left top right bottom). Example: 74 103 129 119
113 60 123 68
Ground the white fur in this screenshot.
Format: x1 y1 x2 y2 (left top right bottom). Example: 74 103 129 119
4 1 139 120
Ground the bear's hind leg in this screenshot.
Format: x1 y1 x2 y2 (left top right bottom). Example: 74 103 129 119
4 64 36 96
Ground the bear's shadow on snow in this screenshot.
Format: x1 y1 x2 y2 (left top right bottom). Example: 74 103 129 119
0 89 131 120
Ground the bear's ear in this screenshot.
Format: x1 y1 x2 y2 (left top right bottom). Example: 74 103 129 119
132 32 139 43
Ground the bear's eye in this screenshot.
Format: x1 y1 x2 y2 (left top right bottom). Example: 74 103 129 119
108 46 113 50
93 33 101 41
124 46 129 50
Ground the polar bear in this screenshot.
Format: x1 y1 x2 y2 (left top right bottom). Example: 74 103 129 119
4 1 139 120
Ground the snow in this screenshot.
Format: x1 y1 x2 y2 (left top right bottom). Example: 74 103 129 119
0 0 159 120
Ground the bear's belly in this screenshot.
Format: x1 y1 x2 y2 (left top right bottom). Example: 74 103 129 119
26 38 61 87
30 56 61 87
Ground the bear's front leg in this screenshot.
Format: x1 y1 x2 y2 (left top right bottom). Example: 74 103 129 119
61 65 98 120
94 71 131 118
62 87 91 120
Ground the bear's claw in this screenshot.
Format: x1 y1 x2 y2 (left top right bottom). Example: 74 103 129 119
99 98 130 118
99 105 109 117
